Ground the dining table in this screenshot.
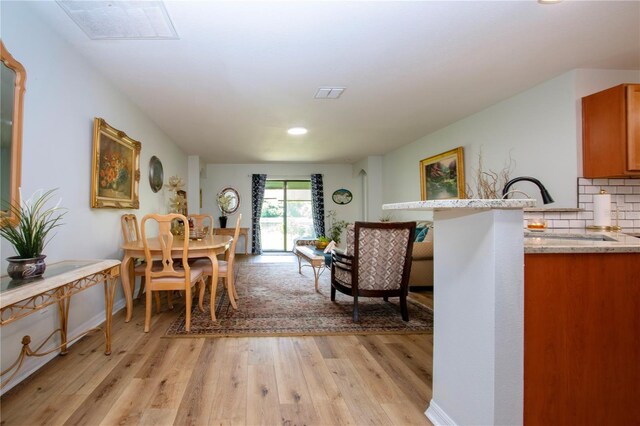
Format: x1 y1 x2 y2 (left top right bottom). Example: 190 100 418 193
120 234 232 322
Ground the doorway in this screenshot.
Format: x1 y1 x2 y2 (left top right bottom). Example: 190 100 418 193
260 180 314 251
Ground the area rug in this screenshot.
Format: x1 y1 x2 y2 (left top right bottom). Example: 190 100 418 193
165 263 433 337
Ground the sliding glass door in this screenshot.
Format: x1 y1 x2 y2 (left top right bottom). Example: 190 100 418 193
260 180 313 251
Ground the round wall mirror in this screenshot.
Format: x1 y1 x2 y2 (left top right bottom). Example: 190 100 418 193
218 187 239 215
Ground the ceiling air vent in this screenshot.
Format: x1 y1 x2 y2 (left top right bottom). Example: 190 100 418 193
314 87 346 99
56 1 179 40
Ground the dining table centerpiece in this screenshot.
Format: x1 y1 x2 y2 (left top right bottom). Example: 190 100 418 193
0 189 66 279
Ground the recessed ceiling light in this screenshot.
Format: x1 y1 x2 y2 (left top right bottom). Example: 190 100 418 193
287 127 308 136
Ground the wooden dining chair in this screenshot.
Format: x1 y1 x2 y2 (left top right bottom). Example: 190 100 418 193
191 214 242 320
141 213 207 332
188 214 214 237
121 214 150 300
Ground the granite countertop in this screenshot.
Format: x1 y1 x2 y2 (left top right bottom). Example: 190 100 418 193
524 229 640 254
383 199 536 210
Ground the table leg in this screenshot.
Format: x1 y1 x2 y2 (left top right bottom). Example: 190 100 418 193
103 267 118 355
56 288 70 355
120 254 134 322
312 264 322 292
297 253 302 274
208 254 220 321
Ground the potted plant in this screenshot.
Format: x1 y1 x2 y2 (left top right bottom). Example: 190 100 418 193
217 192 233 228
0 189 66 280
323 210 349 245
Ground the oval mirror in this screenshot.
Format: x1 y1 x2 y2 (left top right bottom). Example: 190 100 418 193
148 156 163 193
0 41 26 227
217 187 239 215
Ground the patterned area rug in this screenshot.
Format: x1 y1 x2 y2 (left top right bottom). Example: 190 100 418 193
165 263 433 337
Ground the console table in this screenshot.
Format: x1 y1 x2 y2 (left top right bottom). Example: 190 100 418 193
0 259 120 388
214 227 249 254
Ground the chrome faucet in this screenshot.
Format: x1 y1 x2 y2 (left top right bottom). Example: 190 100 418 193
502 176 554 204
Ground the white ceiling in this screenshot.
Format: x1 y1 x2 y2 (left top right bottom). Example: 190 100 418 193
27 1 640 164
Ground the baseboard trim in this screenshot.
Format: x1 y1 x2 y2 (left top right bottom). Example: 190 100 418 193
0 298 126 395
426 399 457 426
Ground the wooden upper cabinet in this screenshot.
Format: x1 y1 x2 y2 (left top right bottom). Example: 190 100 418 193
582 84 640 178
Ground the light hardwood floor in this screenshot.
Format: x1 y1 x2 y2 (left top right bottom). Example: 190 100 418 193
0 254 434 426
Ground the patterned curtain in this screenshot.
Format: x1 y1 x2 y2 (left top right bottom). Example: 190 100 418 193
310 174 325 237
251 174 267 254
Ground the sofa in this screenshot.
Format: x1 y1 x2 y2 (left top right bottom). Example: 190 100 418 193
408 221 434 288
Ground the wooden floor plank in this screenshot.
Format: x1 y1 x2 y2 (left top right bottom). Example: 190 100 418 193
63 352 146 426
356 335 433 409
139 408 178 426
246 364 282 426
146 339 205 411
172 339 216 426
207 338 249 425
272 337 314 405
292 337 342 403
381 402 432 426
328 334 409 404
325 358 394 425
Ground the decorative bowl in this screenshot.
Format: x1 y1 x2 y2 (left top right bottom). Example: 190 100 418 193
315 241 329 250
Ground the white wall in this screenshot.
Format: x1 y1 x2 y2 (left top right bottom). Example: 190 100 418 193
353 156 384 222
202 163 360 252
382 69 640 221
0 2 187 391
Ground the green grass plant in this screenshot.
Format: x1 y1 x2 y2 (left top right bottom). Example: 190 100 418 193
0 189 66 258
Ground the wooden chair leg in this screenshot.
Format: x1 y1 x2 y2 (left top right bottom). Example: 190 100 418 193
136 275 145 300
232 268 239 300
185 287 191 333
144 287 152 332
331 284 336 301
353 294 359 322
198 279 205 312
383 296 388 302
210 278 218 321
400 292 409 322
154 292 162 313
167 291 174 310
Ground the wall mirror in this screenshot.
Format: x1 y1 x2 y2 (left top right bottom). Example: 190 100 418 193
218 187 239 215
0 41 26 226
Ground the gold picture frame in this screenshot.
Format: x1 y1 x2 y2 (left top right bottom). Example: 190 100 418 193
419 147 465 200
90 118 141 209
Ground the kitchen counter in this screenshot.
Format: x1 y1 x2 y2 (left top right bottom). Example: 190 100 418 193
383 198 536 210
524 229 640 253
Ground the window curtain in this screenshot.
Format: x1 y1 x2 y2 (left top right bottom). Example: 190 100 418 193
251 174 267 254
310 173 325 237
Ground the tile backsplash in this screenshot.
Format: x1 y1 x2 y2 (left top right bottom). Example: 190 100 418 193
523 178 640 230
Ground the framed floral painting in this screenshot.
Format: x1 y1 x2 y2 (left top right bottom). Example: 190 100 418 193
90 118 141 209
419 147 465 200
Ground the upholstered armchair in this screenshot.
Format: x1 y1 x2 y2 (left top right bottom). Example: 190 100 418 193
409 222 434 288
330 221 416 322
